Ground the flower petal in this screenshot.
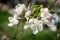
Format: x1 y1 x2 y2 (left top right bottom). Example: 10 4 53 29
8 23 14 27
8 17 13 22
30 25 38 34
49 25 57 32
38 24 43 31
24 25 29 29
13 19 19 25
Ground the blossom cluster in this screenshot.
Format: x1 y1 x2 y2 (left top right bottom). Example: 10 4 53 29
8 3 57 34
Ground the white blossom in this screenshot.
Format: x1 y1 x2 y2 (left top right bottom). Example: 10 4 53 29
40 8 51 18
8 16 19 27
25 11 31 20
8 4 57 35
28 18 43 34
43 8 49 13
13 4 26 16
25 11 31 16
13 8 23 16
40 8 49 13
15 4 25 10
40 8 57 32
21 4 26 9
46 19 57 31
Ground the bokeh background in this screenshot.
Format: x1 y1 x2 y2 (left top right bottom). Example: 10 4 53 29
0 0 60 40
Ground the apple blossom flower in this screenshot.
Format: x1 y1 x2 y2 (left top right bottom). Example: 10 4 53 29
46 19 57 32
40 8 52 23
24 18 43 34
40 8 51 18
40 8 57 32
8 16 19 27
28 18 43 34
25 11 32 20
25 11 31 17
40 8 49 13
15 4 25 10
8 3 57 35
13 4 26 16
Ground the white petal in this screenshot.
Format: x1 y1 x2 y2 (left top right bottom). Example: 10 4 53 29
25 15 29 21
21 4 25 9
8 17 13 22
24 25 29 29
9 9 16 15
34 19 38 24
8 23 14 27
25 11 31 16
13 15 18 19
33 27 38 34
46 19 57 31
40 8 44 12
46 19 55 26
49 25 57 32
38 24 43 31
15 4 21 9
41 13 45 17
13 20 19 25
44 8 49 13
30 25 38 34
14 9 22 15
29 18 34 24
33 29 38 34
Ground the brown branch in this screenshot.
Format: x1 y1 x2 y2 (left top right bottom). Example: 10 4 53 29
49 0 57 9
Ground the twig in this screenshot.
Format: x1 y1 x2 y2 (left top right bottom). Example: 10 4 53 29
48 0 57 9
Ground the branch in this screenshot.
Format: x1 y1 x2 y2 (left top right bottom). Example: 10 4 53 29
49 0 57 9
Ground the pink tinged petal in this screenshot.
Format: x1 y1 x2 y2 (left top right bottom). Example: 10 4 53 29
44 8 49 13
25 11 31 16
21 4 25 9
13 9 22 15
1 35 7 40
13 20 19 25
46 19 55 26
